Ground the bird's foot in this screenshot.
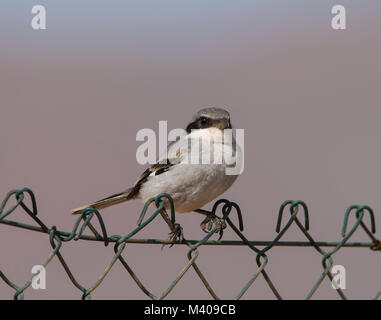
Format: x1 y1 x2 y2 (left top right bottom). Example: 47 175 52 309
163 223 184 249
200 213 227 240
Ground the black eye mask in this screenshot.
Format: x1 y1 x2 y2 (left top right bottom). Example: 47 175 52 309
185 117 231 133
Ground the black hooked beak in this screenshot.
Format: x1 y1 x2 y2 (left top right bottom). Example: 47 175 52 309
220 118 231 129
214 118 231 130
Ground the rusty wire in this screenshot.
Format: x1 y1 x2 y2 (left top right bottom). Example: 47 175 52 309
0 187 380 300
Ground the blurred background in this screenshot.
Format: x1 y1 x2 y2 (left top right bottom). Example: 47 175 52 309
0 0 380 299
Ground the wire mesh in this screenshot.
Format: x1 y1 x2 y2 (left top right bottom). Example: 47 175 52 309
0 187 380 300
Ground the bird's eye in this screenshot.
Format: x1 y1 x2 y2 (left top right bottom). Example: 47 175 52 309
200 117 208 125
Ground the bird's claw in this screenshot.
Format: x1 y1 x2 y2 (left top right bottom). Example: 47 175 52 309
200 214 227 240
164 223 184 248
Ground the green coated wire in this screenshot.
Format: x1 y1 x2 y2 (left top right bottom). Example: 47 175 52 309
0 187 380 300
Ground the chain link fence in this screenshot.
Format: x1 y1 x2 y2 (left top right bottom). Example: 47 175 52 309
0 187 380 300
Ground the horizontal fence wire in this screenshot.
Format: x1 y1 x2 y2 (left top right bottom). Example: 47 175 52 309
0 187 380 300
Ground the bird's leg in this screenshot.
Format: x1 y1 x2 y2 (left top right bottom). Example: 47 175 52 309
194 209 227 240
160 209 183 248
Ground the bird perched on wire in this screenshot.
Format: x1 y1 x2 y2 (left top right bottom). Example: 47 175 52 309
71 107 242 241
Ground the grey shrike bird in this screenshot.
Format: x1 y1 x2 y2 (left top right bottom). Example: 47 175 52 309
71 107 242 240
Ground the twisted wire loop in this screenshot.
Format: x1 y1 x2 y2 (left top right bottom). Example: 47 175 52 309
0 188 380 300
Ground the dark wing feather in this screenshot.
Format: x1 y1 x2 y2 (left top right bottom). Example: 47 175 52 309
128 138 184 199
127 158 179 198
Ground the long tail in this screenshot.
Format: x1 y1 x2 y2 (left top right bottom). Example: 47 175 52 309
71 189 134 215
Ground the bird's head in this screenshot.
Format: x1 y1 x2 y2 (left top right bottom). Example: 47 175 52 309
186 107 232 133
